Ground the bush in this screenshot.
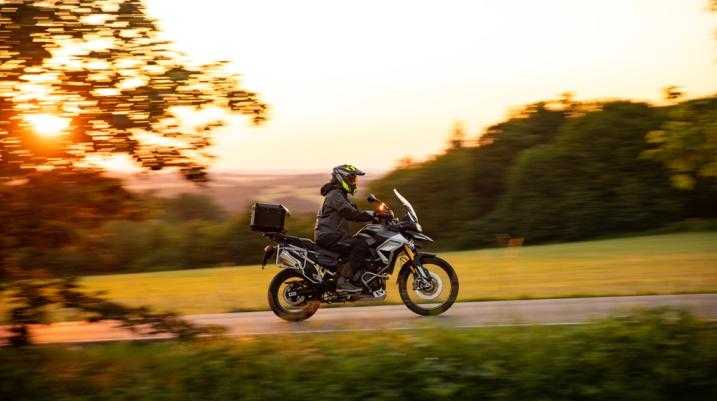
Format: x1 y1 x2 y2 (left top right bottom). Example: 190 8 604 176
1 308 715 401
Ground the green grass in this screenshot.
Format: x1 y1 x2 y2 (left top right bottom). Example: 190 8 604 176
1 309 715 401
3 232 717 319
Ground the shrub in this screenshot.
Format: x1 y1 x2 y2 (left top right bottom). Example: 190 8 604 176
1 308 714 401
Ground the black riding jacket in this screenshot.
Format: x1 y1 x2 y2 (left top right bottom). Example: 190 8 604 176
314 183 372 244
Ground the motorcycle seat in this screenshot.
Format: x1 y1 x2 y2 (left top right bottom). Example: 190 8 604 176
283 235 317 250
284 235 341 260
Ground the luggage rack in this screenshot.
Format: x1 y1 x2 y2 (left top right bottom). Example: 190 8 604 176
275 243 309 270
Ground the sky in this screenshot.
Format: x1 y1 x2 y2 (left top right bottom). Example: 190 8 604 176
142 0 717 173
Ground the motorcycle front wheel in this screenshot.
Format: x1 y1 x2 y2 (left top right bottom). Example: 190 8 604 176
268 268 321 321
398 256 459 316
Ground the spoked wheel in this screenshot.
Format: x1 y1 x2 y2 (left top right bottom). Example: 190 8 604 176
398 256 459 316
268 268 320 321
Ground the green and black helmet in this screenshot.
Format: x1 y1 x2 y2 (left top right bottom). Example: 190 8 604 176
332 164 365 195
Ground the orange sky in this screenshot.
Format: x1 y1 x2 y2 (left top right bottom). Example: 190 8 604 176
140 0 717 173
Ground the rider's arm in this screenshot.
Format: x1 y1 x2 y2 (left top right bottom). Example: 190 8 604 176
329 191 373 222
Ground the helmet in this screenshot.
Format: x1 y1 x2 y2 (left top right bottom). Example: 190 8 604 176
332 164 365 195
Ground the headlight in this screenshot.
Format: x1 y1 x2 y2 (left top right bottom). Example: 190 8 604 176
415 222 423 232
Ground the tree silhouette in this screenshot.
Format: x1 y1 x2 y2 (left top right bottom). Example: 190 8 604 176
642 3 716 189
662 86 685 103
0 0 261 345
448 121 466 149
0 0 267 182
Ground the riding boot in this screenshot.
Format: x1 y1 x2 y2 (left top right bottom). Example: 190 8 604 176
336 276 362 293
352 269 363 283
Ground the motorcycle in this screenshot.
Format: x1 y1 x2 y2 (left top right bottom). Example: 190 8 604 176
253 189 459 321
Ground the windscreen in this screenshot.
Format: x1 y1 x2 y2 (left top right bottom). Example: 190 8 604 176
393 189 418 222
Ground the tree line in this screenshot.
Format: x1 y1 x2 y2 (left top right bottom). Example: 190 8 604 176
2 178 315 278
4 96 715 279
368 96 717 249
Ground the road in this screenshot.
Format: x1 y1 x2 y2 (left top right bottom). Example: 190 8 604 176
1 294 715 345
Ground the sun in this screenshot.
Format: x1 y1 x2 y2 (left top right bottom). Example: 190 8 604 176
24 113 70 138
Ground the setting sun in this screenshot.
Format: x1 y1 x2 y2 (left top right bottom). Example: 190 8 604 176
24 113 70 138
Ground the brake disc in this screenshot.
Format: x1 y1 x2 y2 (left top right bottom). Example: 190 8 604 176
414 271 443 300
283 284 306 307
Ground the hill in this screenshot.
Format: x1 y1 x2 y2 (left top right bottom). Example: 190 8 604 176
112 171 378 214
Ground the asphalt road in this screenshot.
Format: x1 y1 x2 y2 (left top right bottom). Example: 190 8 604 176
2 294 715 345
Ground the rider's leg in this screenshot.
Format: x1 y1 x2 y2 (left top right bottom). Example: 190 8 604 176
334 238 367 292
347 237 370 281
316 233 345 255
317 234 361 292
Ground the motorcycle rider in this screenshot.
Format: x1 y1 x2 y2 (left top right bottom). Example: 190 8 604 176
315 164 377 293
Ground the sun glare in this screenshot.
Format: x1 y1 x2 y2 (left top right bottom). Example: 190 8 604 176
24 114 70 138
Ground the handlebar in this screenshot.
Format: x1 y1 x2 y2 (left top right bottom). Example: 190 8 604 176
367 193 395 221
371 212 394 225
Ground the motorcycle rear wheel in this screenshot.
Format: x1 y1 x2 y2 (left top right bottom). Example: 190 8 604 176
268 268 321 321
398 256 459 316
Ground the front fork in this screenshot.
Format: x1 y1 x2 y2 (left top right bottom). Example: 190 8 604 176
403 244 430 280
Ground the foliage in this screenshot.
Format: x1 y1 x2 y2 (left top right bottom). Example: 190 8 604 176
5 278 221 346
447 120 467 149
643 98 717 190
369 101 568 248
495 101 682 242
0 309 715 401
370 97 717 248
0 181 234 344
0 169 142 278
160 192 228 222
0 0 266 182
0 189 316 275
0 0 268 345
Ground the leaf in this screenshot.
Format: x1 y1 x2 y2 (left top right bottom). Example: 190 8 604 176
670 174 695 190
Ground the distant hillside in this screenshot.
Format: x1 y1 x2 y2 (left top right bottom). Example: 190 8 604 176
113 171 378 214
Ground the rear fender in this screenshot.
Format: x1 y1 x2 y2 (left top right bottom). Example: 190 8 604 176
261 245 276 269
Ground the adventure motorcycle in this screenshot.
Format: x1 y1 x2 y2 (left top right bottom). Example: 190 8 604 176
252 189 459 321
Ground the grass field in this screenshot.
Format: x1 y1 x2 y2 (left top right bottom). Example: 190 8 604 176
55 231 717 317
3 232 716 320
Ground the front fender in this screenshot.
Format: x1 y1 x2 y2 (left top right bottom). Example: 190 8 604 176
415 252 436 260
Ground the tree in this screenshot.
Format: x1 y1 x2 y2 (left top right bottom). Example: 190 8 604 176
662 86 685 103
644 98 717 190
467 102 568 220
161 193 228 223
369 102 568 248
0 169 230 345
447 121 467 149
0 168 143 278
1 0 263 344
396 156 415 169
0 0 267 183
495 102 683 242
639 2 717 195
